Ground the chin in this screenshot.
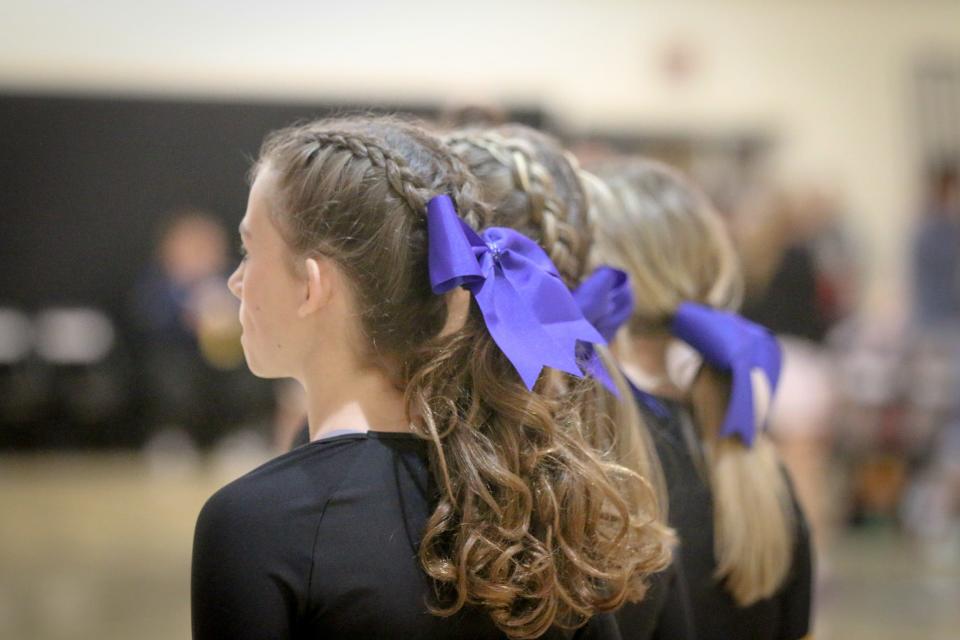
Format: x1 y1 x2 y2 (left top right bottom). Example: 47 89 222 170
244 353 286 380
241 335 289 379
240 343 265 378
244 354 270 379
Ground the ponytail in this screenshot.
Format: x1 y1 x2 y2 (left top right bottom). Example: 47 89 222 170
446 128 670 515
405 311 663 636
690 366 795 605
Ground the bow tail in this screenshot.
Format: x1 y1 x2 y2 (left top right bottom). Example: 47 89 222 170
577 345 621 397
757 335 783 392
721 361 758 446
474 269 582 390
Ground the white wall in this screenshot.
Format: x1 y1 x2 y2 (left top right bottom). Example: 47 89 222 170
3 0 959 310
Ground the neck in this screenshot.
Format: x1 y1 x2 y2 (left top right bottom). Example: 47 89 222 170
299 359 411 441
615 333 684 399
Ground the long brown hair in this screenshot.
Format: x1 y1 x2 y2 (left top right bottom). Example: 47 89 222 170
445 125 672 518
591 158 796 607
257 116 666 637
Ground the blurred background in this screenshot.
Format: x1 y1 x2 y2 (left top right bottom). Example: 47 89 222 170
1 1 959 638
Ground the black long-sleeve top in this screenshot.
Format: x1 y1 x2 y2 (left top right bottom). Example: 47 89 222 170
628 385 813 640
613 391 697 640
615 558 695 640
191 430 623 639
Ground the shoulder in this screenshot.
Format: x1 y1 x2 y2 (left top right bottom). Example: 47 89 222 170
195 434 370 539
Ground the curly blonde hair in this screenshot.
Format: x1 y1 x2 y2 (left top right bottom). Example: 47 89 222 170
256 116 668 637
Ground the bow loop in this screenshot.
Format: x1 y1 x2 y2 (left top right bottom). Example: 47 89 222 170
572 267 635 396
573 267 634 342
672 302 782 446
427 195 605 390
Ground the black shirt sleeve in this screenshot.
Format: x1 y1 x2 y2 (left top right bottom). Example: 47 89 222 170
652 553 696 640
191 485 301 639
615 569 667 639
614 554 695 640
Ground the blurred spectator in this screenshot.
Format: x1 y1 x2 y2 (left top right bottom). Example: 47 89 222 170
131 210 232 348
736 187 852 342
907 162 960 446
900 163 960 545
732 186 855 563
128 209 273 450
912 163 960 330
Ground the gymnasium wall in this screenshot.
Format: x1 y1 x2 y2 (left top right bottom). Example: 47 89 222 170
2 0 960 311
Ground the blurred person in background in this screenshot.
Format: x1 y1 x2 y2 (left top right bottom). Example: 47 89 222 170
590 158 813 640
733 187 846 556
128 209 273 453
912 163 960 331
736 187 848 342
900 162 960 552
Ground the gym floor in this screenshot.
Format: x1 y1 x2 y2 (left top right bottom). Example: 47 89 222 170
1 452 957 640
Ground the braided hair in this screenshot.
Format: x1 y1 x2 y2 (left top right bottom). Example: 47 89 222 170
444 129 586 285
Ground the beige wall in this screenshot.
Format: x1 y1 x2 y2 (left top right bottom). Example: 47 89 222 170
3 0 959 310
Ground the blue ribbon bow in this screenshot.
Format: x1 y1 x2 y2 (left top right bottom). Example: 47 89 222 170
671 302 782 446
427 195 606 390
571 266 634 396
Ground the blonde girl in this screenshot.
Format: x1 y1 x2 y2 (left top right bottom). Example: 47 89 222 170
588 158 813 640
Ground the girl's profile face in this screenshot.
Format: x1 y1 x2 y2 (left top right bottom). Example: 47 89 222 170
228 167 306 378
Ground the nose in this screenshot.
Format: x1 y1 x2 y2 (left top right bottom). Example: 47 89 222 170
227 263 243 299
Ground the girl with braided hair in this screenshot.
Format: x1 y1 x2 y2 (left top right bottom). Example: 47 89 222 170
586 158 813 640
446 126 693 640
191 116 668 639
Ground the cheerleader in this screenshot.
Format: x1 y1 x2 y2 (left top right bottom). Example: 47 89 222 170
447 126 691 639
586 158 813 640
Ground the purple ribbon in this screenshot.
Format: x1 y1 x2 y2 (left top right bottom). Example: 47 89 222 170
427 195 606 390
573 267 634 342
572 267 634 396
671 302 782 447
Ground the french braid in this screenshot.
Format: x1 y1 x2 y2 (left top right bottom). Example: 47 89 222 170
446 132 583 283
302 130 433 215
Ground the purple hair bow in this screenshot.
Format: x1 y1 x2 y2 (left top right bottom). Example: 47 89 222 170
427 195 605 390
572 267 634 396
672 302 782 447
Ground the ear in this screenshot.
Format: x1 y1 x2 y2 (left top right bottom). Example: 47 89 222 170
298 257 334 318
